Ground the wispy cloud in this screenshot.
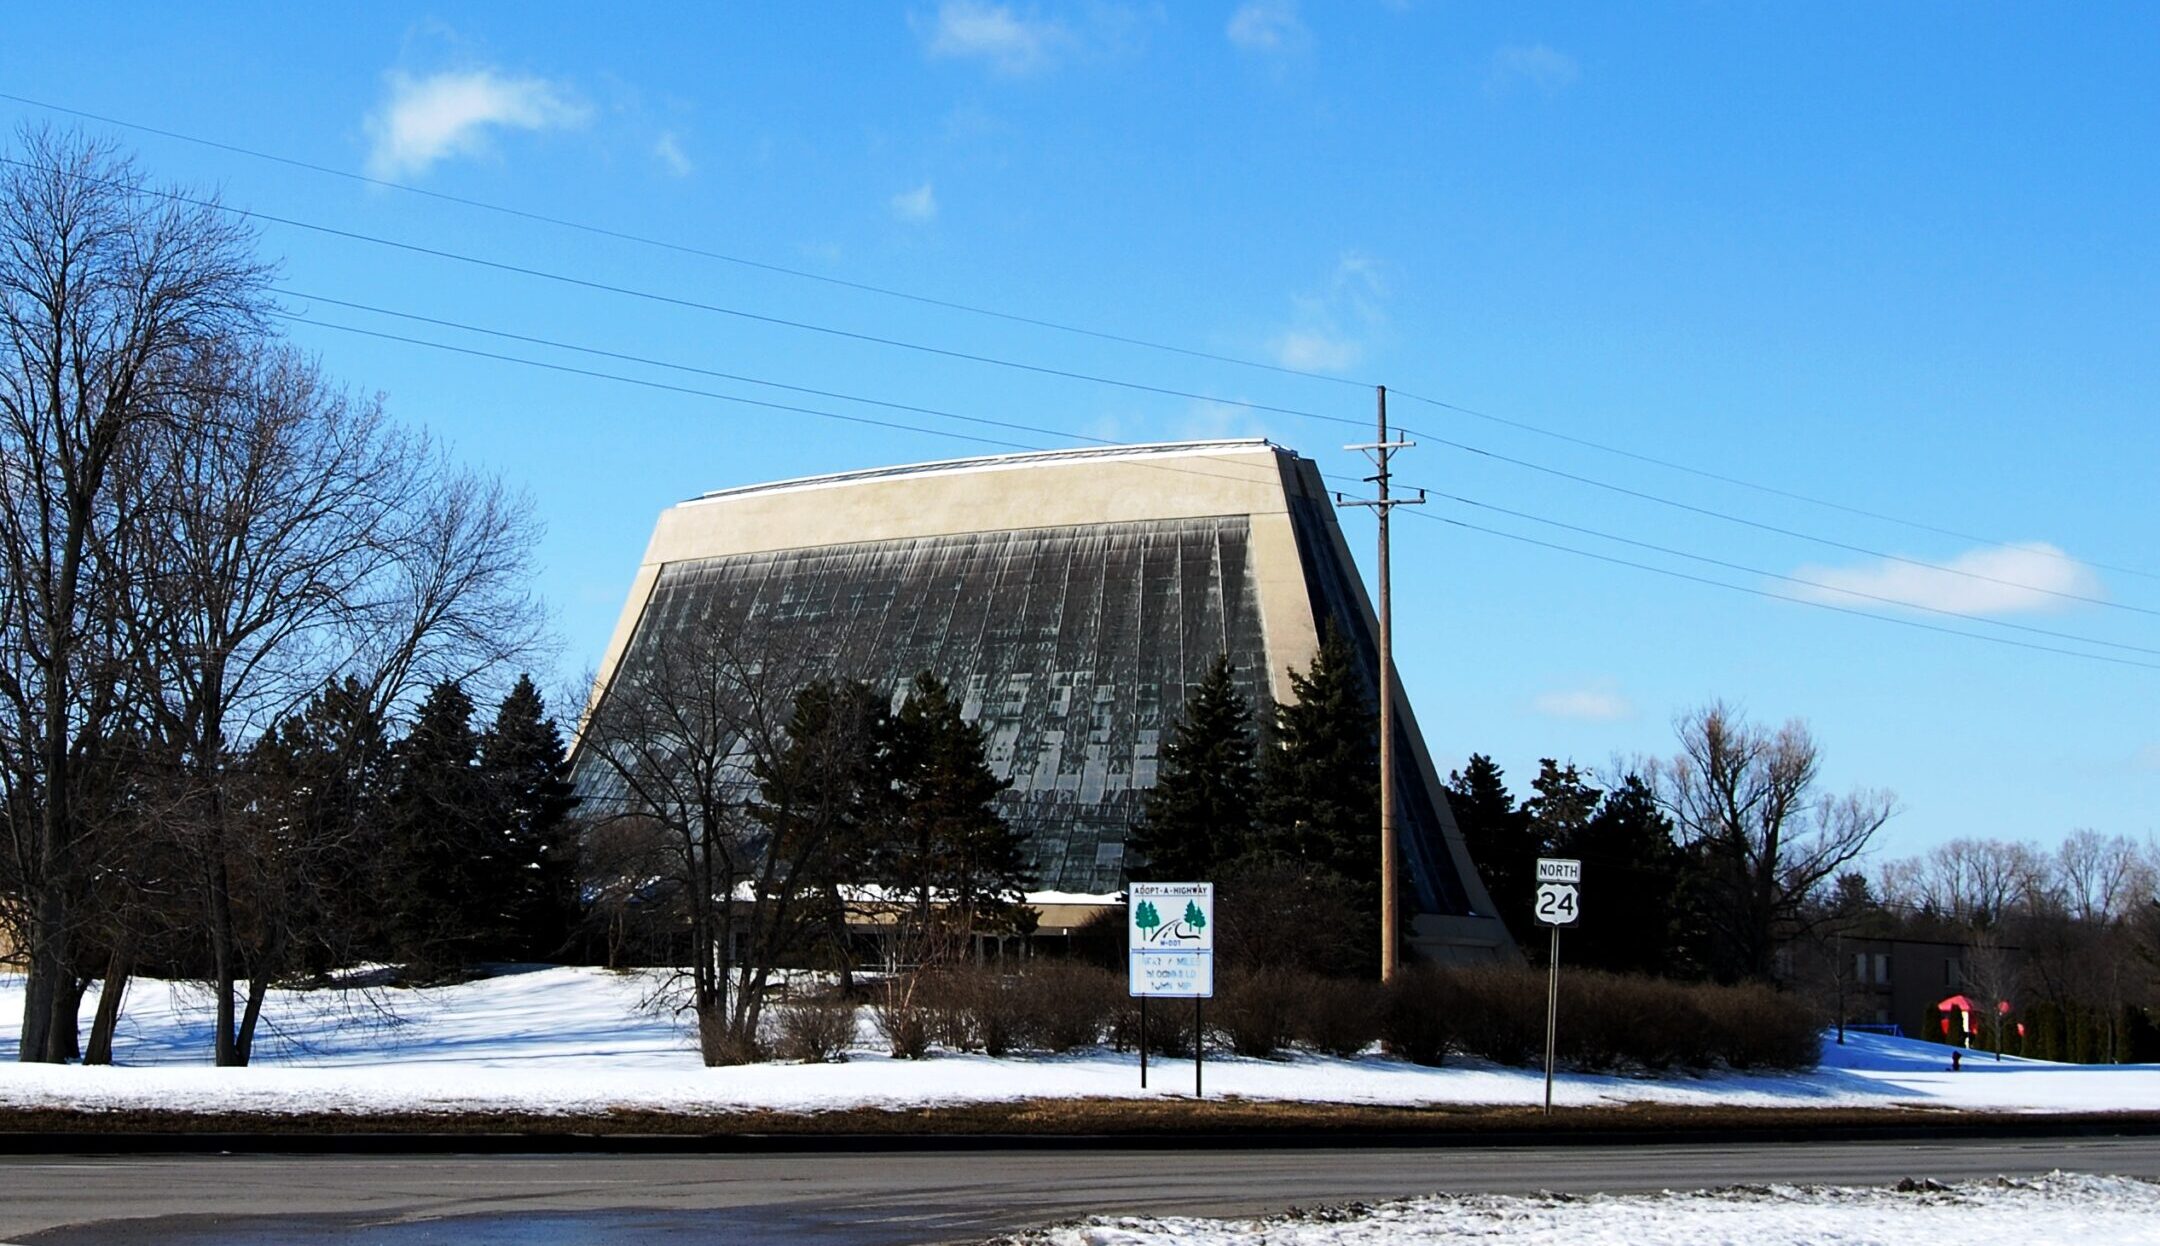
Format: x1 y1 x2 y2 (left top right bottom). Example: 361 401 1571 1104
1533 681 1633 723
917 1 1071 76
1791 542 2102 617
1267 251 1386 373
364 68 588 178
652 131 693 177
1227 0 1307 53
891 181 940 223
1488 44 1579 95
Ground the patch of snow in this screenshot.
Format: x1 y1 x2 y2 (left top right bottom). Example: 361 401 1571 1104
1 969 2155 1119
1003 1174 2160 1246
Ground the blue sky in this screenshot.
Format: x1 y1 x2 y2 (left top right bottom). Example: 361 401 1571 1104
4 3 2155 862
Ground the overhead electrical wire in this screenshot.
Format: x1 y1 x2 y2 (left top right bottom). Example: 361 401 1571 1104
0 90 1374 394
5 95 2144 588
1402 429 2154 618
0 156 1367 439
273 302 2155 674
1403 510 2160 673
1390 387 2160 584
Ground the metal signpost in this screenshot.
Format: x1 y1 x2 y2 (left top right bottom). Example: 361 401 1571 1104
1129 881 1214 1098
1534 857 1581 1115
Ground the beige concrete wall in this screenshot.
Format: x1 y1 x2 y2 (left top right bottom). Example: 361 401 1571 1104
586 441 1322 720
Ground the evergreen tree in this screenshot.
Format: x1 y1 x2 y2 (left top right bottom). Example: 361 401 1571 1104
1128 653 1258 881
753 678 891 981
478 675 581 961
878 673 1031 948
1253 627 1378 886
250 677 393 974
1549 773 1684 977
381 681 491 977
1447 754 1535 939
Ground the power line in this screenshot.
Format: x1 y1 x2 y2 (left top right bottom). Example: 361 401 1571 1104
0 155 1368 438
1404 509 2160 673
282 302 2157 674
1415 488 2160 659
0 90 1378 394
1404 429 2156 618
11 97 2139 596
1391 389 2160 584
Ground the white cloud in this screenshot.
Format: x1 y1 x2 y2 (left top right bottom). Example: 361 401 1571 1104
1266 251 1387 373
891 181 939 223
1227 0 1306 53
1533 681 1633 723
1268 330 1362 371
1488 44 1580 95
918 1 1071 75
365 68 588 178
1792 542 2102 617
653 131 693 177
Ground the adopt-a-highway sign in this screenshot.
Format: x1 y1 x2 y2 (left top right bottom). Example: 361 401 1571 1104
1128 881 1214 998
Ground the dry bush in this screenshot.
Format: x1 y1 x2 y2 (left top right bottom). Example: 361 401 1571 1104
772 998 856 1063
872 974 932 1059
1110 991 1197 1057
1214 967 1302 1058
1294 975 1383 1057
698 1007 764 1066
1009 963 1117 1052
1448 965 1547 1065
1380 964 1457 1066
1694 981 1821 1070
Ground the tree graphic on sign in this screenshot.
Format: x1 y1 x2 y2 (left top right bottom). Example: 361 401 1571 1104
1134 900 1162 937
1183 900 1207 932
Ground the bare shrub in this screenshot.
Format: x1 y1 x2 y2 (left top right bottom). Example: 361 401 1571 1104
1110 992 1196 1057
1215 967 1301 1058
1694 981 1821 1070
1294 976 1383 1057
772 998 856 1063
1010 963 1116 1052
1449 966 1546 1065
698 1005 763 1066
873 973 932 1059
1381 964 1457 1066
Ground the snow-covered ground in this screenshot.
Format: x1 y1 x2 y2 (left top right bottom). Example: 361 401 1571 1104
1 967 2154 1118
1000 1175 2160 1246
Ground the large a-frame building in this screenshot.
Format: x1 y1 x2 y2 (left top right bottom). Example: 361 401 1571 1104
574 440 1511 961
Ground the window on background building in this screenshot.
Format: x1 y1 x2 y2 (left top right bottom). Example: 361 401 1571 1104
1854 953 1868 983
1944 958 1960 986
1875 953 1890 984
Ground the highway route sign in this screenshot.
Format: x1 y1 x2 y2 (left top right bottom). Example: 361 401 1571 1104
1534 857 1581 927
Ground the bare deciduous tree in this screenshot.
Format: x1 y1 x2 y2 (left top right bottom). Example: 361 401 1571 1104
0 129 268 1062
1650 701 1895 982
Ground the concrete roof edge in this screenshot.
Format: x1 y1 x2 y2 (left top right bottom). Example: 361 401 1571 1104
681 439 1290 507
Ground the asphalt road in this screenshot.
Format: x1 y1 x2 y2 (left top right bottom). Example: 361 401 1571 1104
4 1136 2157 1245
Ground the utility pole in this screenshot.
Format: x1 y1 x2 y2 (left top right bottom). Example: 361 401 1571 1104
1337 385 1424 983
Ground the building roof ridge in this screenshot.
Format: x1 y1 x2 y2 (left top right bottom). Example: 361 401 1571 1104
686 439 1285 505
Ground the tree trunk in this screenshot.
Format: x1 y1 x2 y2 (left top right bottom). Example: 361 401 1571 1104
16 891 63 1061
210 855 242 1067
234 975 271 1067
49 975 87 1062
85 950 133 1066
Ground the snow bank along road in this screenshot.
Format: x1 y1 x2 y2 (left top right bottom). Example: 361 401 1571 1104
3 968 2156 1121
2 1137 2158 1244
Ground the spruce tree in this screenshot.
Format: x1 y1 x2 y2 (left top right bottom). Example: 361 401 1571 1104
1447 754 1534 939
1254 627 1378 887
753 677 891 980
479 675 580 961
251 677 393 974
878 672 1030 948
1553 773 1684 977
1128 653 1258 881
381 680 490 977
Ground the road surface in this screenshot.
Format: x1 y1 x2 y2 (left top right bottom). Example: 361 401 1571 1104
4 1135 2156 1244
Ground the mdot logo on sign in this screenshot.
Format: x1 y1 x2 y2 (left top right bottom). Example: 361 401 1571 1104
1128 881 1213 998
1534 857 1581 927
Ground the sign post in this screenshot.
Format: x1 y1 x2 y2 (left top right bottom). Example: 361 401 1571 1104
1533 858 1582 1115
1129 882 1215 1098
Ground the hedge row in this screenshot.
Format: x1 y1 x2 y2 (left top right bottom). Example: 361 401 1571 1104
773 961 1822 1072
